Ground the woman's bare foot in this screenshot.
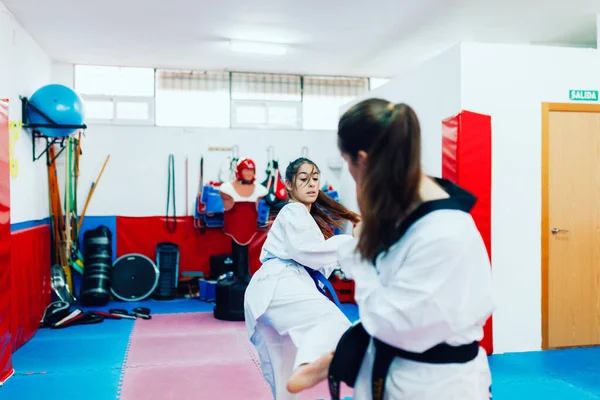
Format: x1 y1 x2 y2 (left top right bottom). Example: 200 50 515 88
286 351 334 394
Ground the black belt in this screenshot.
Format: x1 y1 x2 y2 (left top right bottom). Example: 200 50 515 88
328 323 480 400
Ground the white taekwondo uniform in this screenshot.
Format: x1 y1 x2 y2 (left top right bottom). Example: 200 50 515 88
334 179 494 400
244 202 354 400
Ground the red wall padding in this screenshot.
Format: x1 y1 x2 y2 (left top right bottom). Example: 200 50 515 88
0 99 13 384
10 225 52 351
442 110 493 355
116 216 267 277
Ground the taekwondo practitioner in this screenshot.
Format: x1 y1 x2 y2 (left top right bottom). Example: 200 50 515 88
287 99 495 400
244 157 361 400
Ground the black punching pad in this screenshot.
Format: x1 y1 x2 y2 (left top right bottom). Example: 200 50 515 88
213 274 250 321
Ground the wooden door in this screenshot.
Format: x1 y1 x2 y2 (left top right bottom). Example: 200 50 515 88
545 107 600 349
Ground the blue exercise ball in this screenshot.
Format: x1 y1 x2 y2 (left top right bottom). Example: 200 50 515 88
27 84 85 138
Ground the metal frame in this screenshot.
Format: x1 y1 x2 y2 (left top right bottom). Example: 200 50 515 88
20 96 87 166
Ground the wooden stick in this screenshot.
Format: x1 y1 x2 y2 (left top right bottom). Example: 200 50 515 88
77 154 110 233
62 137 74 292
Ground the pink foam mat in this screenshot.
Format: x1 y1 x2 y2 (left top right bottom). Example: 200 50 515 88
119 312 352 400
130 312 244 337
119 360 273 400
125 330 251 367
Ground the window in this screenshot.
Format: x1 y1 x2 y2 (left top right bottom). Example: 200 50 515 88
155 69 230 128
83 96 154 125
230 72 302 129
231 101 302 129
85 99 114 120
74 65 375 130
235 103 267 125
75 65 155 125
268 104 301 126
231 72 301 102
74 65 155 97
369 77 391 90
302 76 369 130
116 101 151 121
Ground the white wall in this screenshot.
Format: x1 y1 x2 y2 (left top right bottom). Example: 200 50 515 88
52 63 343 217
0 3 52 224
461 42 600 354
336 44 463 229
340 43 463 177
71 125 339 217
336 41 600 354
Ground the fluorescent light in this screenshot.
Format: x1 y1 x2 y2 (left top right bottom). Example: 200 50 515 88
229 40 287 56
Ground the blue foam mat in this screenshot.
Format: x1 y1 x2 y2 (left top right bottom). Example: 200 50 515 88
491 378 600 400
77 300 354 321
12 332 131 374
1 368 122 400
32 318 134 341
77 298 216 315
488 347 600 398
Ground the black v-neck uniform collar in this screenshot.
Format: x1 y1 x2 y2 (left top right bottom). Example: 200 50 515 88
377 178 477 261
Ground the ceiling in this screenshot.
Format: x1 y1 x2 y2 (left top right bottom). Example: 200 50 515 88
3 0 599 78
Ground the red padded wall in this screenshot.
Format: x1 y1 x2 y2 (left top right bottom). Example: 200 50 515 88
0 99 13 384
10 225 51 350
116 216 267 277
442 110 493 354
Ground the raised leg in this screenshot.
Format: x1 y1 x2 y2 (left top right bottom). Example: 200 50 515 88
286 351 334 393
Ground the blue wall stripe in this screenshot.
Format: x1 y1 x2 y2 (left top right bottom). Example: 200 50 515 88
10 217 117 257
10 218 51 232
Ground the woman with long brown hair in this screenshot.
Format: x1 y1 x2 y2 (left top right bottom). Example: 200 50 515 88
287 99 494 399
244 157 360 400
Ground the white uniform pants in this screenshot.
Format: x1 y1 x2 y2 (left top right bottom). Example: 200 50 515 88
251 266 351 400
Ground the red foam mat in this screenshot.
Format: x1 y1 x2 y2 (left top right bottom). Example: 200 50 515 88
10 225 52 351
0 99 12 384
442 110 493 355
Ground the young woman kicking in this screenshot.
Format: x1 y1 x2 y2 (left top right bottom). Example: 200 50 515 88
244 157 360 400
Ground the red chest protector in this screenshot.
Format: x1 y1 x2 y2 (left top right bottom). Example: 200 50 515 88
223 202 258 246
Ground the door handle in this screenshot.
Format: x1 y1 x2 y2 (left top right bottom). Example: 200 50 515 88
551 228 569 234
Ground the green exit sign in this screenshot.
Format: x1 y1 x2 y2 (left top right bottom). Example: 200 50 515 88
569 90 598 102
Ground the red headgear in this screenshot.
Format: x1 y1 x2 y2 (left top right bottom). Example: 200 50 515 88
236 158 256 184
